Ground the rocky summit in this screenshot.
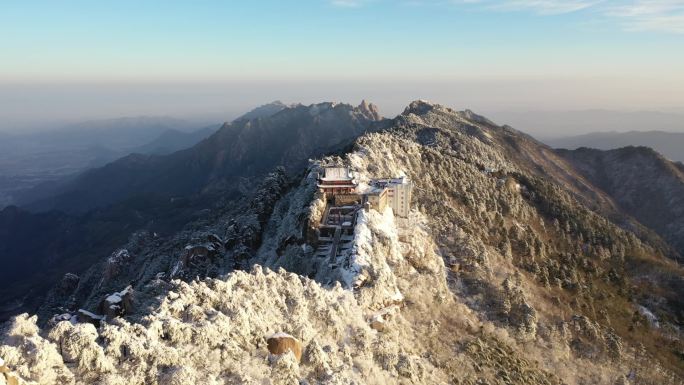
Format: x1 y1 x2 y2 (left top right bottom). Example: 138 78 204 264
1 101 683 385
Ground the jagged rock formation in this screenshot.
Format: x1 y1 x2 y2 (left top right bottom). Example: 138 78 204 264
1 100 683 384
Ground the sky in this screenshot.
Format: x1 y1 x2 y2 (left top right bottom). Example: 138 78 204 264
1 0 683 133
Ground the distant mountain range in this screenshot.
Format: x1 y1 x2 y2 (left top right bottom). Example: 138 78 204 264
0 117 213 207
0 103 298 207
490 109 684 140
131 102 291 156
24 116 198 149
546 130 684 162
18 101 384 213
130 125 220 155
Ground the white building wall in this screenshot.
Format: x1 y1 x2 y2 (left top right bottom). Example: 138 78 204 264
386 178 412 218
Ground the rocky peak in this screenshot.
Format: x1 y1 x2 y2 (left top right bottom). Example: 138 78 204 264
460 109 495 126
306 102 337 116
402 100 437 116
357 99 381 121
236 100 293 121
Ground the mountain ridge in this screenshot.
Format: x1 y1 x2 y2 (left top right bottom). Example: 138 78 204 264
557 145 684 256
18 101 385 213
546 130 684 162
1 100 683 385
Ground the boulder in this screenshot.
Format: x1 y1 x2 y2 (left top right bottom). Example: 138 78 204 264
48 313 77 326
266 333 302 362
370 318 385 332
0 360 19 385
98 286 133 318
77 309 104 327
182 243 219 265
57 273 80 295
4 373 19 385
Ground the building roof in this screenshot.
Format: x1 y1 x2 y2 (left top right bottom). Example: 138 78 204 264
364 185 387 195
317 182 357 189
370 176 410 186
320 166 354 181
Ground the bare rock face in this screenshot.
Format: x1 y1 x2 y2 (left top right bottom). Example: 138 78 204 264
0 358 15 385
358 99 381 121
402 100 436 116
267 333 302 362
1 371 19 385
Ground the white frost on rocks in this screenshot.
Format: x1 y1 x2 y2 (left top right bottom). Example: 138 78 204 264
6 102 671 384
0 176 462 385
0 314 75 384
0 266 450 384
345 207 405 313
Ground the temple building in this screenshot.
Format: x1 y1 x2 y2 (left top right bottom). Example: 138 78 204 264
317 166 358 195
317 166 413 218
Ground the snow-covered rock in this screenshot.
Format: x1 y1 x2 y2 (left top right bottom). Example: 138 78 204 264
266 332 302 362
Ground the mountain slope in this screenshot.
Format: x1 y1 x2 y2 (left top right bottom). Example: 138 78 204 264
19 102 384 213
0 117 203 209
557 146 684 257
130 125 220 155
548 131 684 162
0 192 227 322
0 101 384 322
130 101 290 156
234 100 292 121
5 116 197 151
2 101 682 385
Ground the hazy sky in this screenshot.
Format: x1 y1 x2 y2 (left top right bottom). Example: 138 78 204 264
1 0 683 132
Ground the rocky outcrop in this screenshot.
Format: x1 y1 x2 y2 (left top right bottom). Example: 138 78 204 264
57 273 80 295
98 286 133 318
103 249 132 281
266 333 302 362
500 274 538 340
358 99 382 121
